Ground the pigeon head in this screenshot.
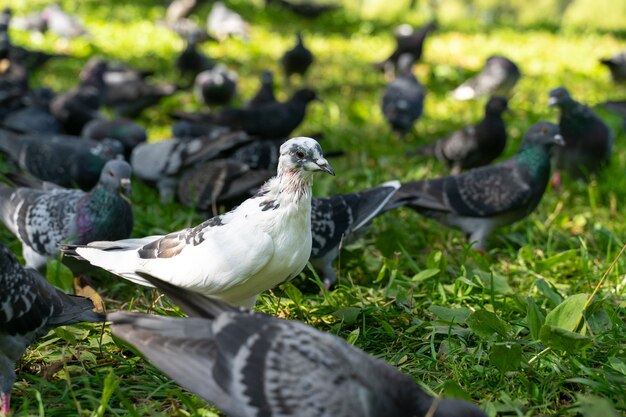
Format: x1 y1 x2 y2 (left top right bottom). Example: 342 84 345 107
261 70 273 86
485 96 508 115
290 88 319 104
548 86 574 108
279 137 334 176
80 58 108 86
521 122 564 149
99 159 132 196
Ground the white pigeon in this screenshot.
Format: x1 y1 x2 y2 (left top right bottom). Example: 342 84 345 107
63 137 334 308
207 1 250 41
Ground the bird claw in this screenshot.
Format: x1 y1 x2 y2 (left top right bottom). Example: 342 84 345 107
1 393 10 416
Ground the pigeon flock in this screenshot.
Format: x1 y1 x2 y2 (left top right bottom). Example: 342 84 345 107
0 1 623 416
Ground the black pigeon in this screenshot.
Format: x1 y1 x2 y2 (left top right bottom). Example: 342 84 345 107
108 273 487 417
381 54 425 136
0 242 104 416
548 87 612 180
213 88 319 138
311 180 400 288
131 130 253 202
280 32 314 84
374 20 437 74
50 58 107 135
178 159 274 214
41 4 89 39
265 0 339 18
0 160 133 269
175 35 215 78
415 96 508 174
245 70 277 109
452 55 521 101
0 128 124 189
599 51 626 83
392 122 564 251
81 118 147 158
171 119 229 139
194 64 238 107
1 87 60 134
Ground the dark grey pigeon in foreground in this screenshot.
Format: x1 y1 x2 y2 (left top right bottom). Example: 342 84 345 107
245 70 276 109
311 180 400 288
381 54 425 136
280 32 314 84
82 118 147 158
0 128 124 189
548 87 612 181
108 273 488 417
0 160 133 269
416 96 508 174
194 64 237 107
599 51 626 83
393 122 563 251
452 55 521 101
374 21 437 74
50 58 107 135
178 159 274 214
0 242 104 417
131 130 251 202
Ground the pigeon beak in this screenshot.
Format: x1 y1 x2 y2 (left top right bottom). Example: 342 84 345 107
553 134 565 146
120 178 132 197
547 97 559 107
315 158 335 175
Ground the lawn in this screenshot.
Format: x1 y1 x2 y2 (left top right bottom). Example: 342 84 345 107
2 0 626 416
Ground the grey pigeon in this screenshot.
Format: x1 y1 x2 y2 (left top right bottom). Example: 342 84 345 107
1 87 60 134
10 10 47 33
245 70 276 109
108 273 488 417
415 96 508 174
374 20 437 74
207 1 249 41
311 180 400 288
599 51 626 83
265 0 339 18
0 128 124 189
393 122 564 251
213 88 319 138
226 137 283 170
452 55 521 101
49 58 107 135
194 64 238 107
0 242 104 416
81 118 147 158
381 54 425 136
280 32 314 84
130 130 251 202
0 159 133 269
165 0 205 22
41 4 88 39
63 137 334 308
177 159 274 214
171 119 227 138
548 87 612 180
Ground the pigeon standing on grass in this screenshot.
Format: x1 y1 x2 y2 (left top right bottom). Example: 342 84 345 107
599 51 626 83
0 160 133 269
245 70 276 109
548 87 612 181
81 118 147 158
0 243 104 417
108 273 488 417
415 96 508 174
392 122 563 251
374 20 437 74
452 55 521 101
207 1 249 41
381 53 425 136
280 32 314 85
311 180 400 288
41 4 89 39
63 137 334 308
195 64 238 107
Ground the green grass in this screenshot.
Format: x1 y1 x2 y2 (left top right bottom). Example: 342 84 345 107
3 0 626 416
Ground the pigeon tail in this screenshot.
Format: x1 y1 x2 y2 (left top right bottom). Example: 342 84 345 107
47 290 105 326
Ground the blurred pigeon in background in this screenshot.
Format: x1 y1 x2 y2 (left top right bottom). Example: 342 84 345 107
245 70 276 109
108 273 488 417
381 54 425 136
280 31 314 84
311 180 400 288
452 55 521 101
415 96 508 174
548 86 612 181
207 1 249 41
1 87 60 134
0 242 104 417
599 51 626 83
265 0 339 18
194 64 238 107
81 118 147 158
41 3 89 39
175 35 215 78
374 20 437 74
393 122 563 251
0 160 133 269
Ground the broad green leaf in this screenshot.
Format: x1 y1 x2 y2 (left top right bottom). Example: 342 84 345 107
442 381 472 401
46 259 74 293
535 250 578 270
473 271 513 295
411 268 440 283
281 282 303 306
490 343 522 373
429 305 471 324
332 307 361 325
576 395 620 417
346 328 360 345
608 357 626 376
544 293 588 332
534 279 563 306
526 297 545 341
539 325 591 354
467 310 508 339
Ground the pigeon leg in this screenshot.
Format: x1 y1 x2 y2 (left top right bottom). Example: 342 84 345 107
550 170 562 191
1 392 10 416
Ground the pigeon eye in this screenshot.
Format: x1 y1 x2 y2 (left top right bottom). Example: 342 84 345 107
295 151 305 159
